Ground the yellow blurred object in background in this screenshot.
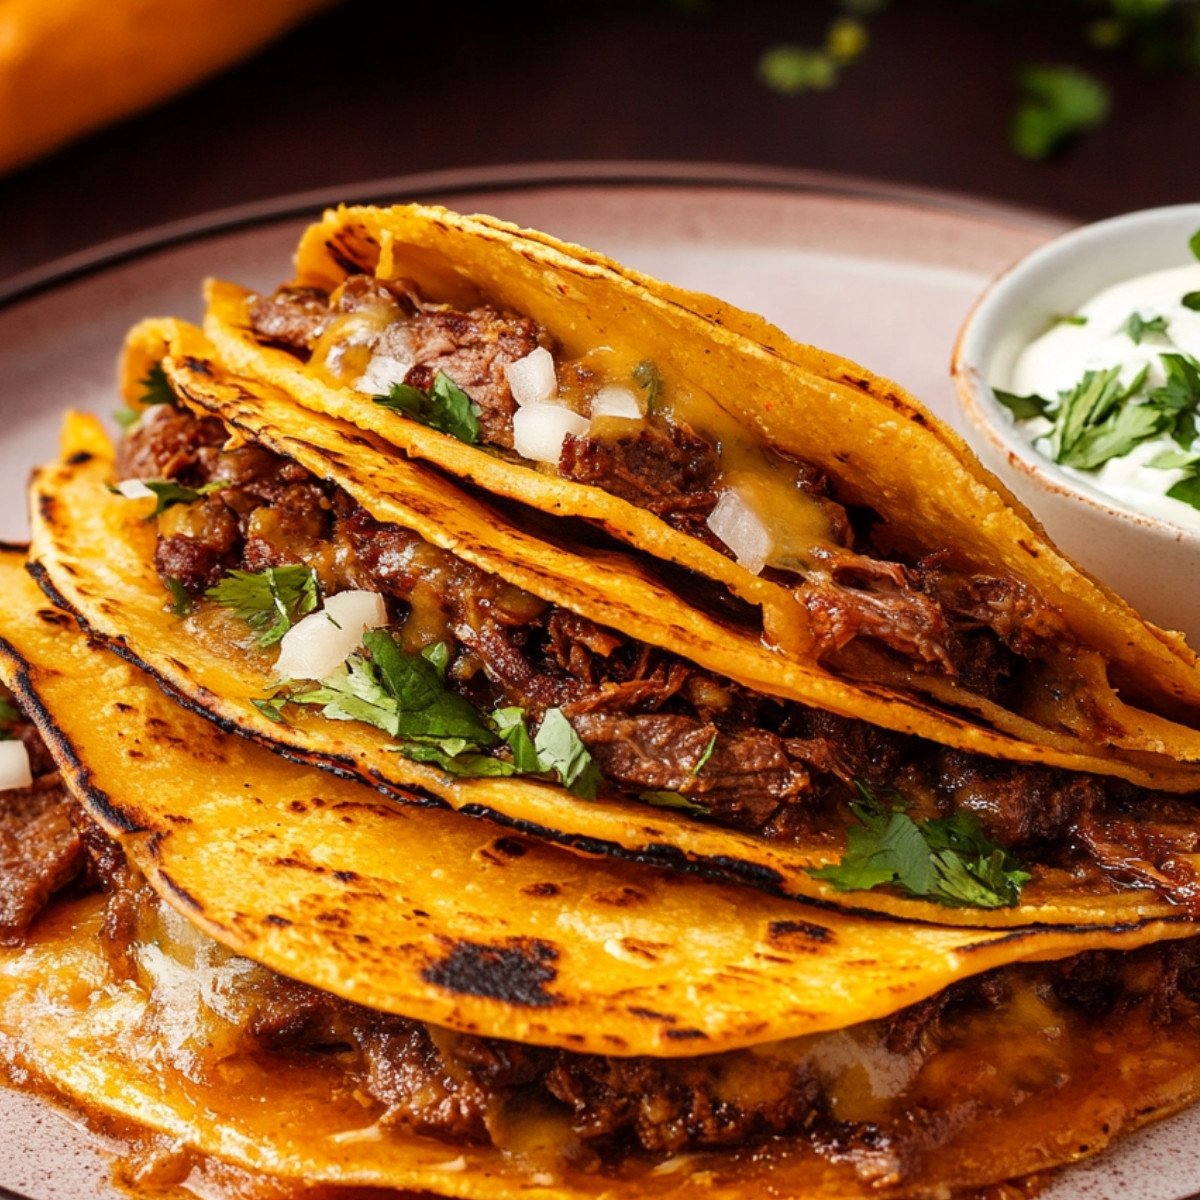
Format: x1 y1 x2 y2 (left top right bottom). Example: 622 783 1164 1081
0 0 340 176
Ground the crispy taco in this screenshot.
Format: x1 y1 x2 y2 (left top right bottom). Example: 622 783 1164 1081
201 204 1200 770
6 546 1200 1198
25 321 1200 929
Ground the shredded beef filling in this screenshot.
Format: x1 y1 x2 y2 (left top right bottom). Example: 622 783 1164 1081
246 275 1067 693
112 403 1200 912
0 696 89 942
73 826 1200 1175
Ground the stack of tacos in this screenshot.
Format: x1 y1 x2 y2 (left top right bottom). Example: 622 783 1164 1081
6 204 1200 1196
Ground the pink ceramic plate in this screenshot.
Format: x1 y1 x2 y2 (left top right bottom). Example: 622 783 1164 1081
1 164 1195 1200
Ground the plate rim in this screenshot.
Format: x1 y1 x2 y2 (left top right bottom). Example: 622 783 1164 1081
0 160 1071 308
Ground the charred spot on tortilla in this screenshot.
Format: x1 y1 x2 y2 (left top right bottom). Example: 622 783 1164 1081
421 936 563 1007
627 1006 679 1024
767 918 836 947
521 882 561 897
589 885 647 907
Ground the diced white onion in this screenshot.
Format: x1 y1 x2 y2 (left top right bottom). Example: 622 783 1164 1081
504 346 557 407
512 401 591 465
116 478 156 500
274 590 389 681
0 739 33 792
355 353 414 396
590 384 644 420
706 489 774 575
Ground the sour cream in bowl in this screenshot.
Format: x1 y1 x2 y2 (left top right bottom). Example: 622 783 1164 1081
952 204 1200 649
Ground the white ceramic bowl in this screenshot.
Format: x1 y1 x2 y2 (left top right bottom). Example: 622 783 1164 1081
952 203 1200 648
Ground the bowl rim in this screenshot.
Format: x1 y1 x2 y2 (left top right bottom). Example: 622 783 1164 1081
951 202 1200 548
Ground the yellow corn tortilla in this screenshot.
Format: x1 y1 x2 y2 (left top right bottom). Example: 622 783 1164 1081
202 204 1200 759
26 328 1200 929
6 546 1200 1199
7 546 1193 1054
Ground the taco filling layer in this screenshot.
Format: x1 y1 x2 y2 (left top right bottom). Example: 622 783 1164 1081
91 378 1200 919
242 271 1068 708
4 632 1200 1199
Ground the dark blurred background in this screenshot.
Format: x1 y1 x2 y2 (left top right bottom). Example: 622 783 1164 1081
3 0 1200 287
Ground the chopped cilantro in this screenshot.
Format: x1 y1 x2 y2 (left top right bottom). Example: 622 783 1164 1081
632 361 663 414
692 731 717 776
1011 65 1110 160
0 696 19 739
206 565 319 648
292 630 497 747
758 44 839 93
164 577 193 618
1182 292 1200 312
266 636 603 794
1053 314 1088 327
639 790 710 815
1047 365 1160 470
374 371 481 444
533 707 603 800
252 695 291 724
808 780 1030 909
1147 352 1200 448
493 706 542 773
142 479 224 520
1191 227 1200 262
139 361 176 407
1126 312 1169 344
115 361 178 429
994 388 1053 421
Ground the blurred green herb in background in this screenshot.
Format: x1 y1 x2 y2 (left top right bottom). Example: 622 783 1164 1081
759 0 1200 158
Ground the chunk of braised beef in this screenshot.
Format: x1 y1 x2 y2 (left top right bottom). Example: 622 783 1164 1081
544 1052 820 1154
565 710 809 828
115 405 229 484
154 495 242 593
246 286 333 353
559 416 725 547
403 305 552 449
914 551 1071 660
935 747 1102 848
0 772 87 944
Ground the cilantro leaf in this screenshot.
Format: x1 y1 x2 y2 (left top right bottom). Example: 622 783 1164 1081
206 565 319 648
142 479 224 520
286 634 496 754
493 706 543 773
1126 312 1169 344
116 361 178 429
1182 292 1200 312
994 388 1052 421
1046 365 1161 469
1167 475 1200 512
1148 353 1200 448
374 371 481 444
692 732 717 776
1011 65 1110 160
252 695 291 724
632 361 663 414
139 362 176 407
639 790 710 815
758 44 839 94
164 577 193 618
1191 227 1200 262
0 696 19 739
533 708 603 800
808 780 1030 909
